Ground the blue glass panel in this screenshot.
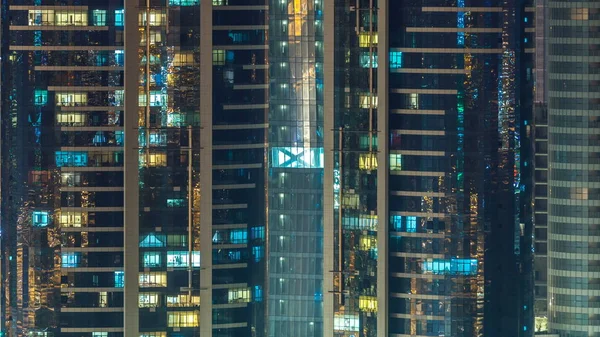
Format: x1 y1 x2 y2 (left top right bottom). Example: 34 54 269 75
34 90 47 106
115 50 124 66
139 233 166 247
390 52 403 69
61 253 81 268
230 229 248 244
406 216 417 232
254 285 263 302
390 215 402 231
114 271 124 287
252 246 263 262
32 211 49 227
169 0 198 5
359 52 378 68
271 147 324 168
423 258 478 276
250 226 265 240
114 10 124 26
55 151 88 167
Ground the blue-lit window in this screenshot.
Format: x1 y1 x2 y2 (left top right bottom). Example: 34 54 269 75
34 90 48 106
166 199 185 208
226 51 235 63
271 147 324 169
32 211 49 227
250 226 265 240
93 132 106 145
55 151 88 167
230 229 248 244
169 0 198 5
92 10 107 26
61 252 81 268
423 258 478 276
390 51 402 69
140 233 166 248
390 215 402 231
254 285 263 302
95 53 108 66
359 52 378 68
115 50 124 66
252 246 264 262
406 216 417 233
115 131 124 145
143 252 161 267
115 10 124 26
114 271 124 287
167 251 189 267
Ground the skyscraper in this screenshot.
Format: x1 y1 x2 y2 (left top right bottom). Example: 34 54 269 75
324 1 535 337
1 1 535 337
546 1 600 336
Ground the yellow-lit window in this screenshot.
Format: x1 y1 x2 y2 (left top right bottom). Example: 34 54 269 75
139 272 167 287
56 93 88 106
167 311 199 328
140 152 167 167
359 296 377 312
140 333 166 337
139 10 165 26
56 113 86 126
59 212 83 227
571 8 589 20
390 154 402 171
140 30 162 45
173 52 196 66
409 93 419 109
358 33 378 47
99 292 108 307
54 10 88 26
166 294 200 307
359 235 377 251
28 10 55 25
140 331 167 337
358 94 378 108
139 293 160 308
228 288 251 303
213 50 225 66
213 0 227 5
359 153 378 170
342 194 360 209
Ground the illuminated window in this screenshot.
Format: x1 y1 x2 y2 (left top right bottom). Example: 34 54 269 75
55 151 88 167
250 226 265 240
139 272 167 287
167 113 185 127
32 211 49 227
115 10 124 26
228 288 251 303
56 113 85 126
254 285 263 302
169 0 199 5
359 153 378 170
143 252 161 267
140 152 167 167
114 271 124 287
213 0 227 5
28 10 55 25
166 294 200 307
99 292 108 307
167 234 187 247
571 8 589 20
342 214 378 231
390 154 402 171
92 10 107 26
173 52 196 66
167 311 199 327
59 212 83 227
409 93 419 109
423 258 478 275
213 50 225 66
139 91 167 107
359 135 377 150
140 31 163 45
252 246 264 262
140 233 166 248
61 252 81 268
55 93 87 106
271 147 324 169
358 93 377 108
230 229 247 244
342 194 360 209
54 10 88 26
390 51 403 69
139 10 164 26
406 216 417 232
34 90 48 106
334 313 360 332
166 199 185 208
140 333 166 337
359 296 377 312
359 235 377 251
358 32 378 47
359 51 378 68
167 251 199 267
139 293 160 308
92 333 108 337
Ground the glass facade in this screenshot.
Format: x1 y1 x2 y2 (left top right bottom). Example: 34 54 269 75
268 0 324 336
2 1 125 336
547 1 600 336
